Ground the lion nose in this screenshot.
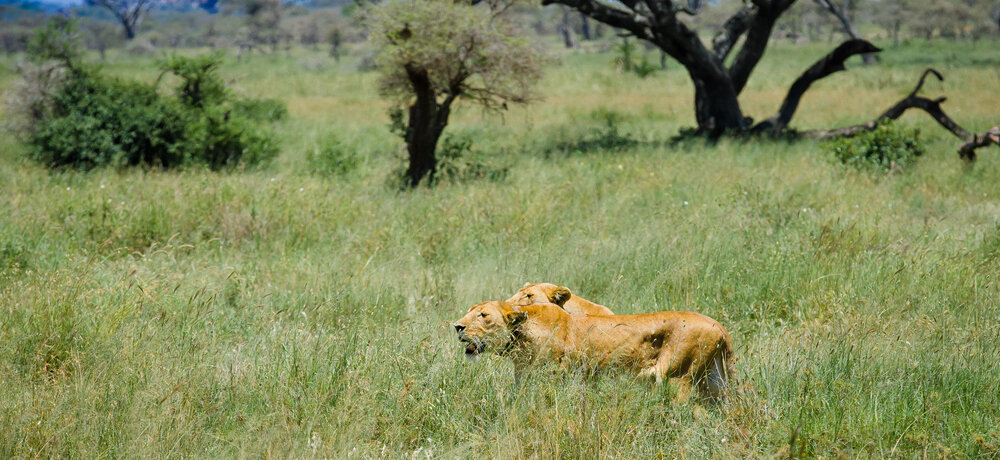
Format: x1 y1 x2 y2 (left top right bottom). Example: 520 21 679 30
454 324 466 334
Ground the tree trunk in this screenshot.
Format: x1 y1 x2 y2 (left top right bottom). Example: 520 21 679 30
559 8 575 48
404 67 450 186
122 21 136 40
579 13 591 40
692 74 746 133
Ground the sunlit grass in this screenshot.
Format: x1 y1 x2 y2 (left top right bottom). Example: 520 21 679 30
1 39 999 457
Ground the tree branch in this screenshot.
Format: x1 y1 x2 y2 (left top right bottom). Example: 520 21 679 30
728 0 796 93
542 0 653 40
812 0 876 64
803 69 999 162
712 4 754 61
958 127 1000 162
753 39 880 133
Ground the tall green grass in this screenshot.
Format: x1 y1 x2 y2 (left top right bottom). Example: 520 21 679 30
1 40 999 457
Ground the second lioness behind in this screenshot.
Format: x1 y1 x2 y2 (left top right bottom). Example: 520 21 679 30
506 282 614 316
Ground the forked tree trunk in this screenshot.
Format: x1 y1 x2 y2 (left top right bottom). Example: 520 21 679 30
579 13 591 40
559 7 576 48
692 74 747 133
121 20 136 40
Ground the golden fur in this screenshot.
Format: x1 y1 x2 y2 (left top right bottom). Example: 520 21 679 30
453 300 734 400
506 282 615 316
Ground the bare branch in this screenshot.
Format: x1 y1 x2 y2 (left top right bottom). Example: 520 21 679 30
753 39 881 133
542 0 654 40
712 5 754 61
727 0 796 93
958 127 1000 162
812 0 876 65
804 68 999 162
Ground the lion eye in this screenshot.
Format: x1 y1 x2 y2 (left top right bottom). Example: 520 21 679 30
525 293 533 299
480 312 487 318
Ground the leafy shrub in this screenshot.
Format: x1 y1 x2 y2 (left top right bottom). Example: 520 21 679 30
633 55 658 79
158 53 229 108
827 122 925 173
10 27 281 170
307 135 360 176
434 133 509 183
614 38 657 78
28 72 191 168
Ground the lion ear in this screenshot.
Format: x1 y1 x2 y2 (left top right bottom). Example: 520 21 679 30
522 282 531 288
548 287 572 307
504 309 528 328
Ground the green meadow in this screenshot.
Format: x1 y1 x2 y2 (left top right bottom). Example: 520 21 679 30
1 39 999 457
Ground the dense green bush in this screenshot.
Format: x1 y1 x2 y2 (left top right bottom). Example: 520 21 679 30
826 121 926 173
13 23 281 170
28 72 191 168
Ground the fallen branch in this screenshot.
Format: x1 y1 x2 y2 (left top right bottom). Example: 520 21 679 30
753 39 880 134
958 127 1000 162
803 69 1000 162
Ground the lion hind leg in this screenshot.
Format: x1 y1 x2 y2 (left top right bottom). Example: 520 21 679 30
697 346 733 401
699 355 728 400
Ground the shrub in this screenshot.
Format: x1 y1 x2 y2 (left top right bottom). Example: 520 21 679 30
28 72 191 168
434 132 509 183
9 27 282 170
826 121 926 173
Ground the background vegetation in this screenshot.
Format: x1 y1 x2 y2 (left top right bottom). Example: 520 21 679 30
1 5 999 458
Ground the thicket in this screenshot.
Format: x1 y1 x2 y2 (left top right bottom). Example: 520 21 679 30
826 121 925 173
7 21 281 170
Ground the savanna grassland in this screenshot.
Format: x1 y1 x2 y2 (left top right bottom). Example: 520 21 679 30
1 39 1000 458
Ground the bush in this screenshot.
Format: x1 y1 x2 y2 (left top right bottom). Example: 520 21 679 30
9 29 282 170
434 133 509 183
826 122 926 173
28 72 191 168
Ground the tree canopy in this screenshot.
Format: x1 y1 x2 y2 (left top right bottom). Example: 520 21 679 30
366 0 546 186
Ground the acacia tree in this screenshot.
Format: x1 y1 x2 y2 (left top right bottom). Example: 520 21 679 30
546 0 999 158
89 0 157 40
367 0 545 186
543 0 812 133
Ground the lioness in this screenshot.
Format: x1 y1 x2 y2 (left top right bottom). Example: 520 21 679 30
453 300 734 401
506 282 615 316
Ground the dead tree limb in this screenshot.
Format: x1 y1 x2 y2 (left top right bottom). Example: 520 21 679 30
803 69 1000 162
753 39 880 134
958 127 1000 162
812 0 877 65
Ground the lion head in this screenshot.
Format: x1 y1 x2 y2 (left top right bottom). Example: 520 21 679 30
506 283 572 308
452 300 527 358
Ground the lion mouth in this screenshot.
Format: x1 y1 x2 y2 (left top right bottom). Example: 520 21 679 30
461 338 485 355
